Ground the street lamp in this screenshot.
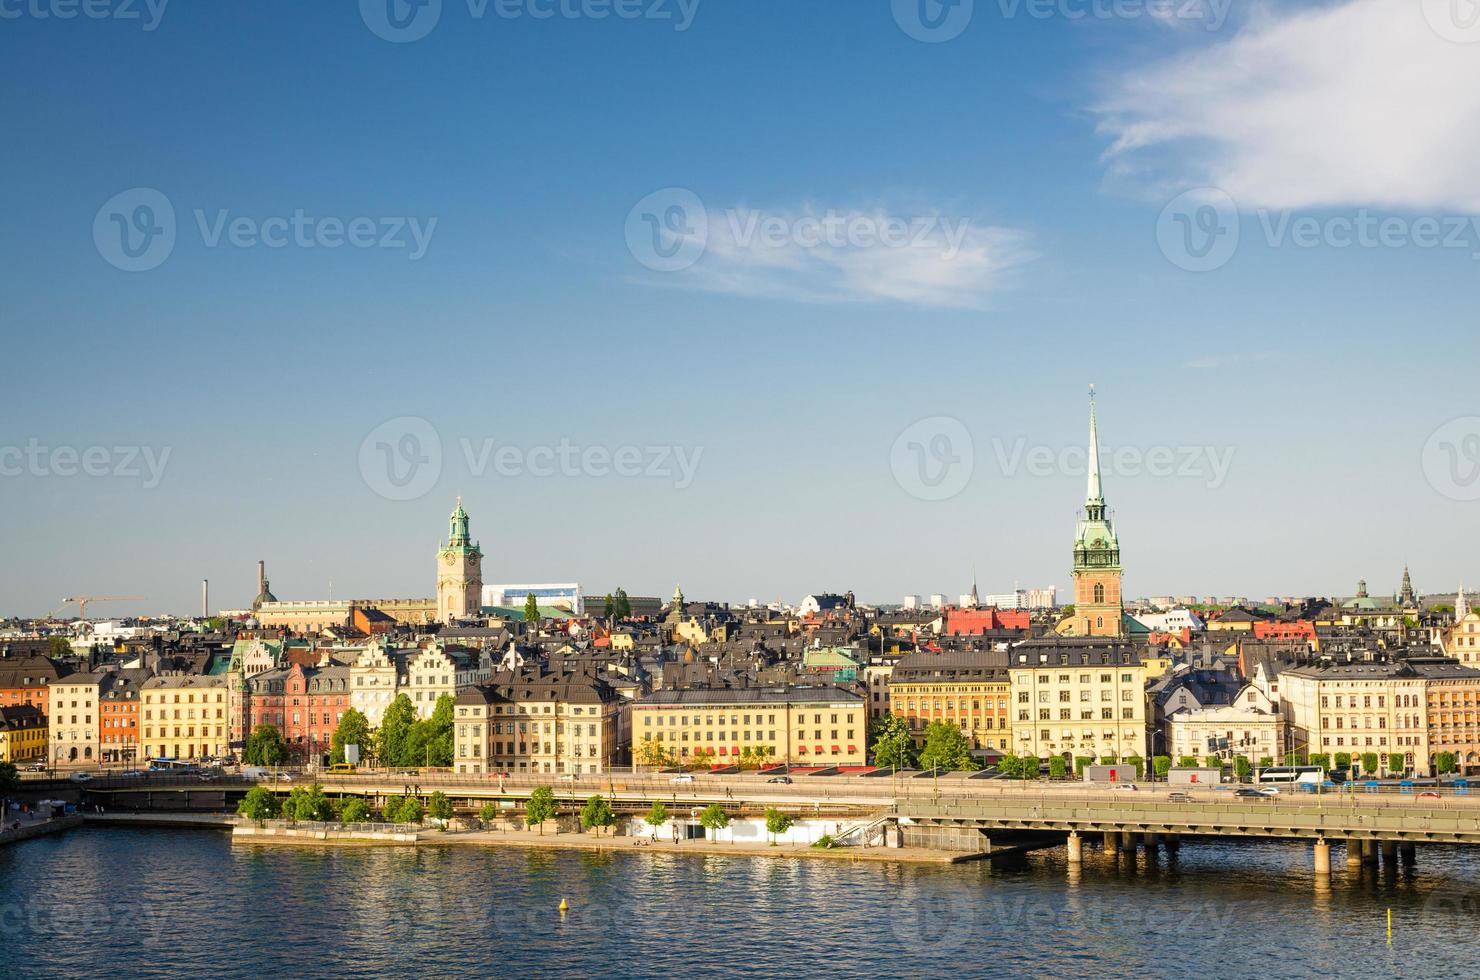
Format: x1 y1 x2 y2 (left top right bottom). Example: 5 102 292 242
1147 729 1162 784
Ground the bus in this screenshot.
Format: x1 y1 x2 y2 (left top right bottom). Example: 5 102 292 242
1257 765 1325 785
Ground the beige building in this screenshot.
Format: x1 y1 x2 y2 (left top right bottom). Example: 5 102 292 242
350 639 401 725
1166 698 1286 766
1009 639 1150 763
1280 661 1437 776
455 668 622 775
406 643 487 719
863 659 895 723
1425 662 1480 775
140 675 229 761
632 687 866 768
1445 611 1480 668
49 673 102 764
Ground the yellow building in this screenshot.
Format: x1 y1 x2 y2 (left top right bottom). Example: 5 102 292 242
888 651 1011 752
1425 664 1480 775
1279 661 1441 776
140 675 229 761
1445 611 1480 668
455 668 623 775
1009 639 1150 763
633 687 866 767
0 705 47 763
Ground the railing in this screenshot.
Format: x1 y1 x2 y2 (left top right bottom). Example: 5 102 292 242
246 819 421 833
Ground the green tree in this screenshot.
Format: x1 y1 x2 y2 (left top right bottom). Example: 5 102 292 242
1283 753 1307 767
47 635 71 658
421 694 456 768
603 594 615 620
580 795 616 831
377 694 417 768
1123 756 1144 778
1177 756 1198 769
645 801 670 838
1387 753 1404 776
1334 752 1353 771
1360 752 1380 777
635 736 678 770
330 708 371 766
399 796 425 823
1203 758 1222 772
243 724 287 767
1153 756 1172 778
869 715 916 770
917 720 976 771
612 588 632 620
1308 753 1332 771
1099 756 1117 765
699 803 730 841
1435 752 1458 775
1074 756 1094 778
526 786 558 834
524 592 540 625
1257 756 1275 769
764 807 794 845
1234 756 1252 782
428 791 453 822
1048 756 1067 779
340 797 371 823
478 801 499 825
0 761 18 794
689 747 716 771
237 787 281 822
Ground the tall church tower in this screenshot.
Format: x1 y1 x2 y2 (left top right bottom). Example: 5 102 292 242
436 498 483 622
1072 390 1124 637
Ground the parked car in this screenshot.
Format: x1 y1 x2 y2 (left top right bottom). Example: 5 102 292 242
670 774 695 784
1257 786 1280 796
197 771 221 782
767 776 793 784
1167 791 1193 802
68 772 93 783
1111 783 1138 791
273 772 293 782
557 774 577 782
1417 791 1441 800
25 763 47 772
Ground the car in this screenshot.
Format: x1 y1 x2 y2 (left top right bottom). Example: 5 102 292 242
1257 786 1280 796
326 764 356 775
119 769 146 778
1234 788 1266 799
1167 791 1193 802
197 771 221 782
1417 790 1441 800
68 772 93 783
557 774 577 782
25 763 47 772
273 772 293 782
670 774 695 784
396 770 418 777
1111 783 1138 791
767 776 793 784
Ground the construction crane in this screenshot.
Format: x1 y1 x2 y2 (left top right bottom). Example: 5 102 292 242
60 595 146 619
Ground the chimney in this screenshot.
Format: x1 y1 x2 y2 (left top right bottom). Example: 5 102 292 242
202 579 210 619
257 561 266 596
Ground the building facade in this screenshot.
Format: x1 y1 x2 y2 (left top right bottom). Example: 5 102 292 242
632 687 866 767
48 673 102 764
140 675 230 761
1009 639 1149 763
889 651 1012 753
0 705 47 763
455 667 623 775
1279 661 1437 776
1166 701 1286 766
1425 662 1480 775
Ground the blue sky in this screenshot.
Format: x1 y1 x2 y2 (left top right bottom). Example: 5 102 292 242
3 0 1479 617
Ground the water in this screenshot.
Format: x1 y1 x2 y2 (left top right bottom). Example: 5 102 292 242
3 828 1478 978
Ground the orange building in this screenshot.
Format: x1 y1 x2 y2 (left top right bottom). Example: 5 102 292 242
99 670 149 764
0 654 71 715
888 650 1012 753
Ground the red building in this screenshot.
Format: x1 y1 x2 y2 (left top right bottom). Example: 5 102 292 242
943 607 1031 635
1253 620 1316 642
244 662 351 763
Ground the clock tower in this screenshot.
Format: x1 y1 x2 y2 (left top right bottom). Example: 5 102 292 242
436 497 483 623
1072 390 1123 637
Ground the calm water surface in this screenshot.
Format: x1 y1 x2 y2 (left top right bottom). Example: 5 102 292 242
3 828 1478 978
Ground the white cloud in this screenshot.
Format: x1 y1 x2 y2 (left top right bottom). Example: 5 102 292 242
1095 0 1480 212
653 205 1035 310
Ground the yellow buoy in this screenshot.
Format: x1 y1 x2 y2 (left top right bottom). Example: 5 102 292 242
559 899 569 913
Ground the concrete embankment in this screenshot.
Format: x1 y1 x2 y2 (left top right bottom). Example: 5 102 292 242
232 824 418 845
1 814 83 846
83 812 236 830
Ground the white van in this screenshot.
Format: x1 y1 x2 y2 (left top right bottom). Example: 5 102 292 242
241 766 269 780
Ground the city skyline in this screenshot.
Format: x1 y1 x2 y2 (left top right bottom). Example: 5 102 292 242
4 1 1480 616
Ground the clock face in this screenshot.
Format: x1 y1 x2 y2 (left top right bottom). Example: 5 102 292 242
444 554 455 565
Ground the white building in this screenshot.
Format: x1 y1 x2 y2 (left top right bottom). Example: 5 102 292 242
1166 700 1285 765
1134 609 1206 633
902 595 921 611
483 583 582 614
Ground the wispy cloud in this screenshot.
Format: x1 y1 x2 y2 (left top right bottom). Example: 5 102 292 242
1094 0 1480 212
638 204 1035 310
1182 351 1276 370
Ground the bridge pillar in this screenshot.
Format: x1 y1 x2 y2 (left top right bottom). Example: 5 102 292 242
1362 839 1380 865
1400 843 1417 866
1346 838 1363 869
1067 832 1083 865
1381 840 1398 865
1145 831 1160 855
1164 834 1180 855
1120 831 1137 851
1103 830 1119 852
1313 838 1331 877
